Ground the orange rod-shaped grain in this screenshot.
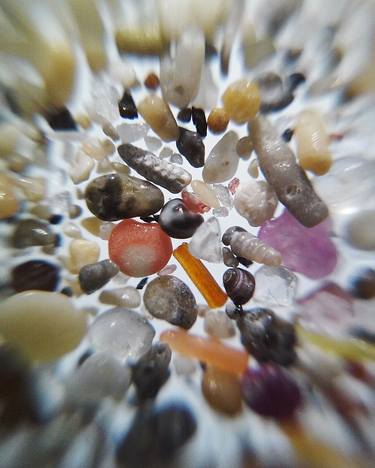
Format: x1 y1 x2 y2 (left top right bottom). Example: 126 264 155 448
173 243 227 308
160 328 248 375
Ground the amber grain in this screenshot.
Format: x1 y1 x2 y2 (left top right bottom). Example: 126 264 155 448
173 243 227 308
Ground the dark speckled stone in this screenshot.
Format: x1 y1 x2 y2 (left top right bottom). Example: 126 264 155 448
132 343 171 400
85 173 164 221
116 403 196 468
79 259 119 294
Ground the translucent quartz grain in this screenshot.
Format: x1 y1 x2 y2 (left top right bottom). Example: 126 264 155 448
82 138 115 160
202 131 239 183
160 28 205 108
0 291 87 362
160 329 248 375
222 79 260 124
345 210 375 251
109 219 172 277
202 366 242 416
99 286 141 308
313 157 375 215
230 231 282 267
207 108 229 134
296 325 375 362
137 95 179 142
66 352 131 402
190 180 220 208
213 184 233 208
69 239 100 274
173 243 227 308
295 109 332 175
63 222 82 239
117 122 149 144
118 144 191 193
253 266 298 309
69 150 94 184
204 310 236 339
88 307 155 362
234 180 278 227
81 217 101 236
252 116 328 227
189 217 222 263
144 136 162 152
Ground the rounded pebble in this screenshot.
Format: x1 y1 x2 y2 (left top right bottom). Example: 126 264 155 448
69 239 100 274
0 291 87 362
345 210 375 251
79 259 119 294
144 275 197 329
12 219 55 248
222 79 260 124
144 72 160 90
204 310 236 339
109 219 173 277
0 177 19 219
236 136 253 159
192 107 207 137
159 199 204 238
10 260 60 293
203 131 239 184
350 268 375 299
99 286 141 308
207 107 229 134
88 307 155 362
85 173 164 221
137 94 179 142
202 366 242 416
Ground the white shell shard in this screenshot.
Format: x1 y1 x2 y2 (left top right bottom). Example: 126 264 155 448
99 286 141 308
88 307 155 362
230 231 282 266
117 122 149 144
234 180 278 226
203 131 239 183
189 216 223 263
160 27 205 108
